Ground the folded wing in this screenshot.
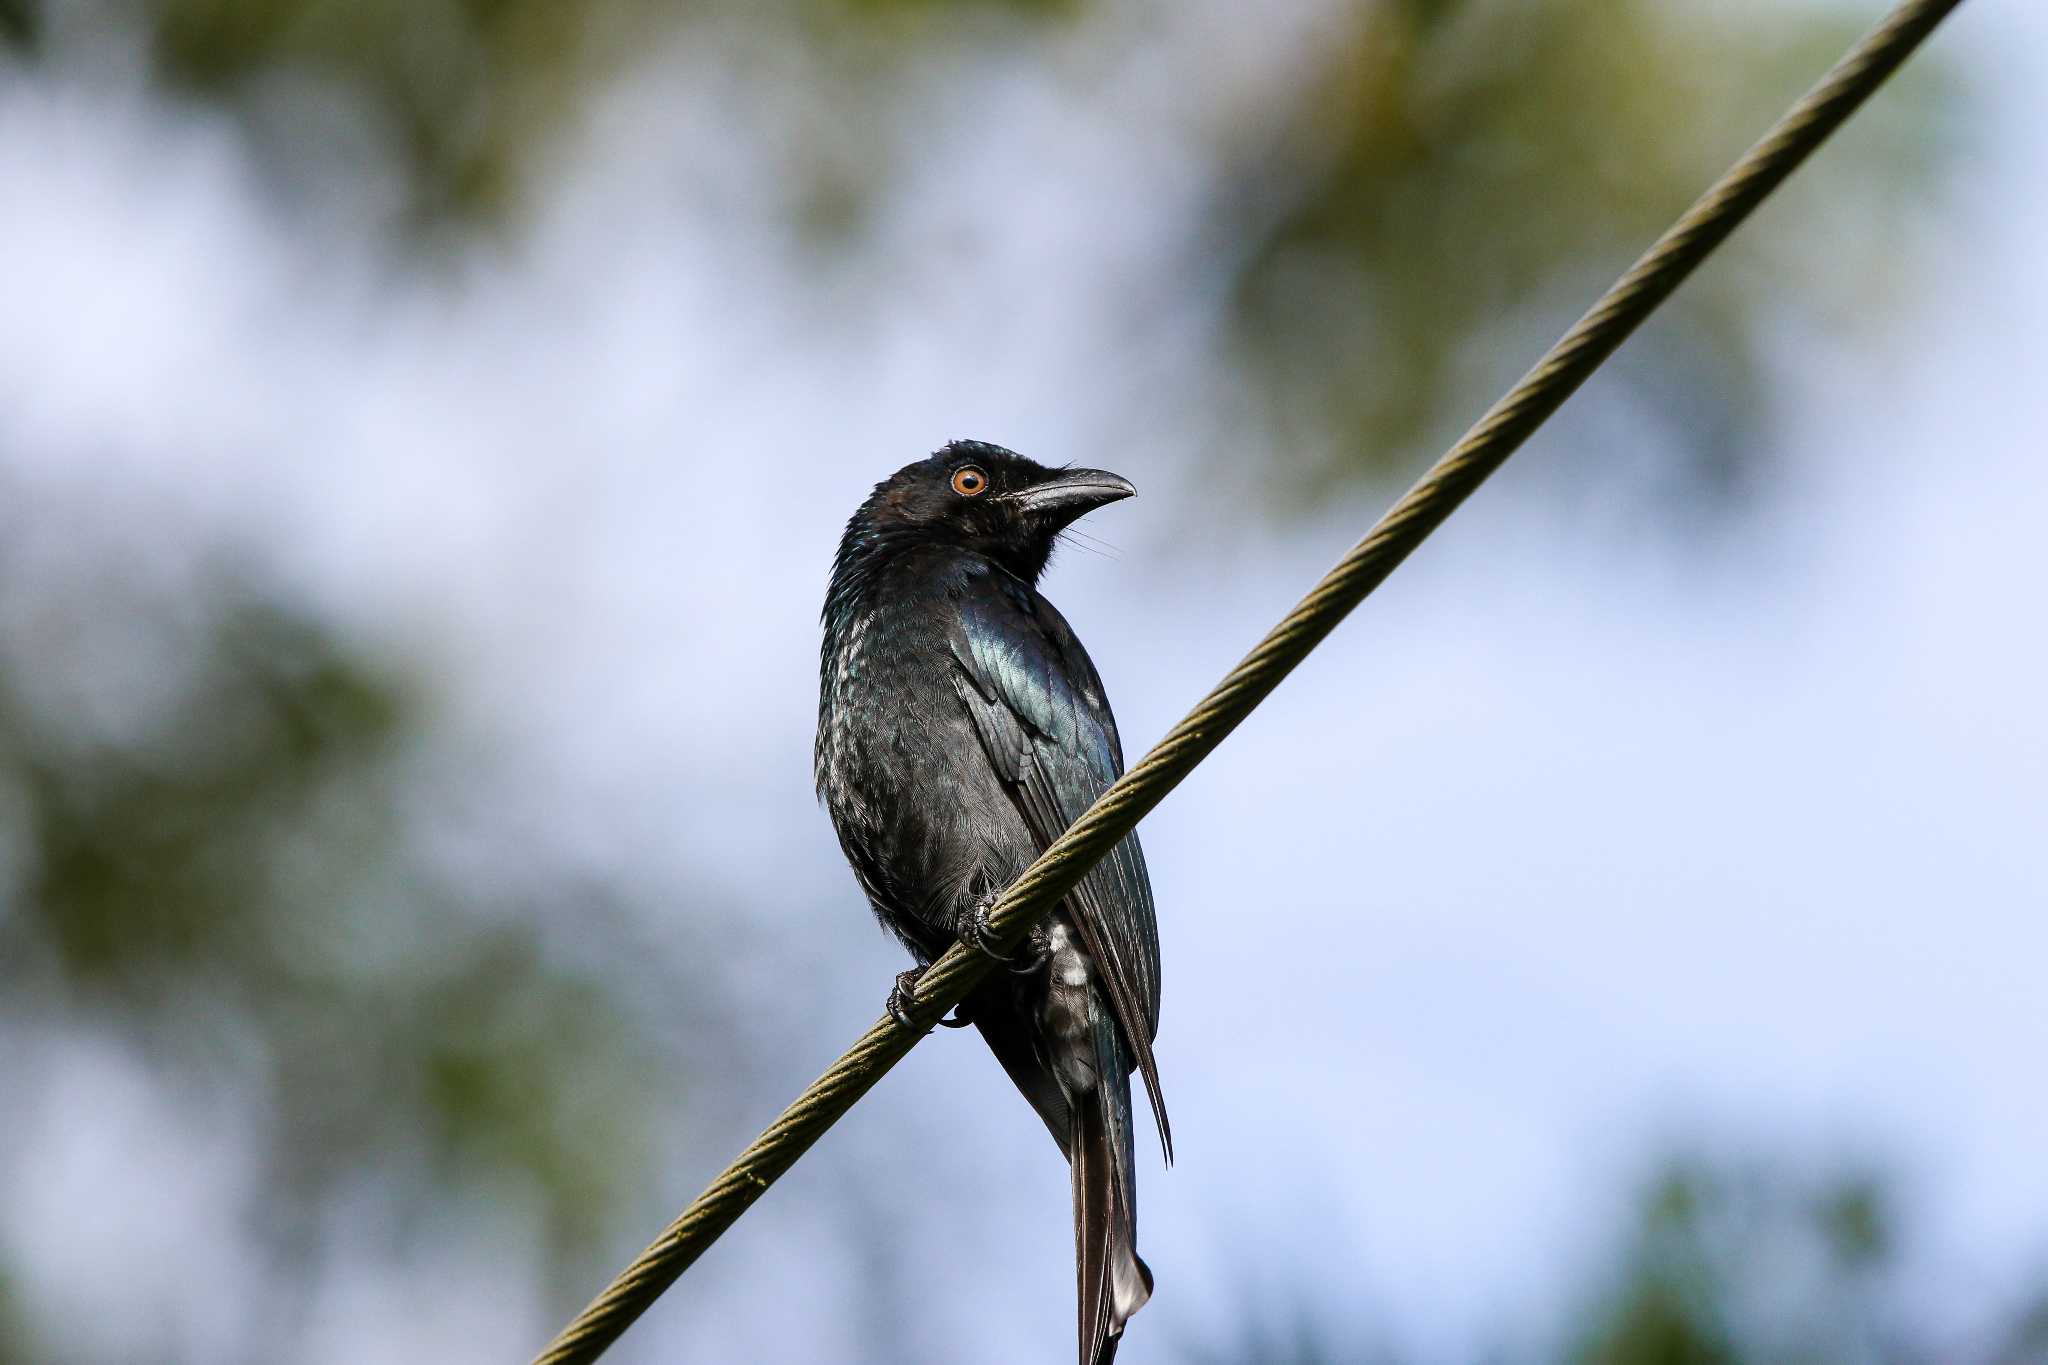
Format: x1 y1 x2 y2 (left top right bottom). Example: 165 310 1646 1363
949 569 1170 1163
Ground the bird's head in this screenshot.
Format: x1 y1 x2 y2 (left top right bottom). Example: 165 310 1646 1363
836 439 1135 587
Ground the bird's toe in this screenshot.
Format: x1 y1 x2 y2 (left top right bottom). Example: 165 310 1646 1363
886 969 924 1031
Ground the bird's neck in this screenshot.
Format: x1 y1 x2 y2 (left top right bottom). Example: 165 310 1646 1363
821 527 912 641
825 535 1043 639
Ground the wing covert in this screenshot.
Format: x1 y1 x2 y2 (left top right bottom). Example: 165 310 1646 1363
949 570 1170 1162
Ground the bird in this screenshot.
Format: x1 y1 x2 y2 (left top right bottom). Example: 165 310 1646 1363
815 440 1168 1365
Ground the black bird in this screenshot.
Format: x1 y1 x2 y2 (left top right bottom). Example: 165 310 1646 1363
816 441 1168 1365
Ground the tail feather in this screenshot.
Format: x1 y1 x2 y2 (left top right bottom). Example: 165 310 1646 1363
1072 1018 1151 1365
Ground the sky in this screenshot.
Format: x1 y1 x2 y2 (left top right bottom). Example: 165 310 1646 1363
0 2 2043 1362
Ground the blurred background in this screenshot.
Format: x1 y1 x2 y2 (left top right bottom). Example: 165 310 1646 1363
1 0 2043 1361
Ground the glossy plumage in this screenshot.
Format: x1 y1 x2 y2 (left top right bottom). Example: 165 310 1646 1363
815 441 1165 1365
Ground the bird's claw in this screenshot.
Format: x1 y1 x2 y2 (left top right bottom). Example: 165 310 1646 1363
887 969 925 1032
970 895 1050 975
889 968 972 1031
964 894 1016 966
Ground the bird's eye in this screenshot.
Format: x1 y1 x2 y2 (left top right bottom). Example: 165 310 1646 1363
951 466 989 497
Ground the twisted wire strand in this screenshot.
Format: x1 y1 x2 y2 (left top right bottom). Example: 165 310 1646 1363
534 2 1964 1358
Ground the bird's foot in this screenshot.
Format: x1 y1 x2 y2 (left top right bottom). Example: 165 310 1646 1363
963 894 1014 965
888 967 972 1031
965 894 1048 975
887 969 925 1031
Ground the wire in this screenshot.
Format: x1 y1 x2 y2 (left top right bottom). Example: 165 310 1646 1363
532 2 1966 1359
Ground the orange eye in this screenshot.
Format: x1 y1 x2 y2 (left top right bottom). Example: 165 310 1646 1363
951 466 989 497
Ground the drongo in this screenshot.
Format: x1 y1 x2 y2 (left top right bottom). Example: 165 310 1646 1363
816 441 1168 1364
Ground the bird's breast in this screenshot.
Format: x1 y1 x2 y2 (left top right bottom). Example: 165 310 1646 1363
818 587 1052 944
819 602 984 822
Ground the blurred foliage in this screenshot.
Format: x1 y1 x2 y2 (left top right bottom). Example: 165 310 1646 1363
1567 1162 1897 1365
1186 1157 2048 1365
0 0 34 51
1566 1159 2048 1365
0 0 1999 1357
0 1266 29 1365
0 569 664 1350
9 0 1965 519
1204 0 1958 510
1995 1297 2048 1365
126 0 1080 221
9 606 405 1002
148 0 612 219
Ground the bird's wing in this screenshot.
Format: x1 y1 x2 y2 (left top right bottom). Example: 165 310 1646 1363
950 570 1171 1163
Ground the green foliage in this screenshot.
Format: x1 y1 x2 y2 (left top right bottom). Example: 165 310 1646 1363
48 0 1958 521
832 0 1081 16
0 3 1997 1357
7 605 404 1001
1564 1162 1896 1365
137 0 1084 221
1992 1296 2048 1365
1181 1157 2044 1365
149 0 607 218
0 0 34 51
0 580 661 1312
0 1263 30 1365
1209 0 1957 511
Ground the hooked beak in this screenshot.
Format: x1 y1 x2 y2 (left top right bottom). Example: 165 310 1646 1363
1007 468 1137 519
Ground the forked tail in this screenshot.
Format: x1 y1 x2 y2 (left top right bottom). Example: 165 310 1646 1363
1071 1016 1152 1365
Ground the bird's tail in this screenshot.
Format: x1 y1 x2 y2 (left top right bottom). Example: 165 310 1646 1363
1072 1013 1152 1365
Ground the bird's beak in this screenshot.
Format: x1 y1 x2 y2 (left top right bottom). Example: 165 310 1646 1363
1008 468 1137 519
